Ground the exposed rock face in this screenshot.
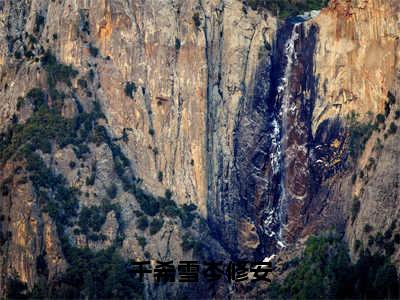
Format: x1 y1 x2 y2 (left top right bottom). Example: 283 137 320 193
0 0 399 297
0 161 67 290
304 0 399 242
312 0 399 133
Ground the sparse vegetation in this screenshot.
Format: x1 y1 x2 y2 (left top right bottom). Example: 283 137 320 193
0 56 146 299
41 51 78 91
347 112 375 160
0 48 207 298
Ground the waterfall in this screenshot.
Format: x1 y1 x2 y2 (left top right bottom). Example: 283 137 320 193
263 22 302 249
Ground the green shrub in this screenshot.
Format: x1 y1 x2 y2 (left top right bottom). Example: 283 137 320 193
89 44 99 57
78 78 88 89
136 215 149 231
376 113 385 124
135 190 160 216
354 240 362 252
181 233 196 252
388 122 397 135
394 234 400 244
183 203 197 212
124 82 136 98
387 91 396 105
69 161 76 169
368 236 375 246
106 183 118 199
161 198 181 218
351 173 357 184
16 97 24 110
35 14 45 33
14 51 22 60
384 241 395 256
88 233 107 242
165 189 173 200
384 92 396 117
375 232 384 247
78 206 106 234
364 224 373 233
192 12 201 28
157 171 163 182
85 163 97 185
153 147 159 156
384 227 393 240
180 212 195 228
149 218 164 235
175 38 181 50
136 236 147 249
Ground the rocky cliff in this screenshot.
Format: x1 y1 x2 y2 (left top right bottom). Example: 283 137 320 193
0 0 399 298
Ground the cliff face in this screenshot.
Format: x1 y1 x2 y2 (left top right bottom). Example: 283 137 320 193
304 0 400 247
312 0 399 132
0 0 399 297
